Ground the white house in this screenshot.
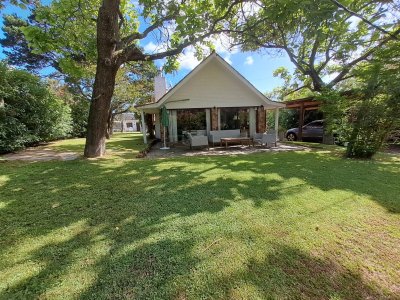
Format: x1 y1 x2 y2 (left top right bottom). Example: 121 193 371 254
136 52 284 145
113 113 140 132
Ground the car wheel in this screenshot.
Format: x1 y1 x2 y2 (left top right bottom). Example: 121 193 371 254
286 133 297 141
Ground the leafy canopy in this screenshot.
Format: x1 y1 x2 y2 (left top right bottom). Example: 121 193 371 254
230 0 400 94
21 0 241 77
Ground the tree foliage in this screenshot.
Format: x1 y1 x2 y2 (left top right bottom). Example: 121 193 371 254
231 0 400 94
0 14 52 71
106 61 158 137
320 42 400 158
0 62 71 153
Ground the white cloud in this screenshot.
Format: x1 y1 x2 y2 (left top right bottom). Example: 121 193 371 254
143 41 157 53
244 56 254 65
143 41 168 53
178 47 201 70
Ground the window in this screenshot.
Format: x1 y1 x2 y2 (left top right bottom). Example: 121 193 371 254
177 109 206 140
220 108 249 130
307 121 323 128
126 122 133 128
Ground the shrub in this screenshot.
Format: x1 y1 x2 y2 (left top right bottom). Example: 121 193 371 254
320 64 400 159
0 62 71 153
70 99 90 138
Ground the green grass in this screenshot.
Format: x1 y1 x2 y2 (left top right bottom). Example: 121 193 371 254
45 133 147 159
1 133 399 299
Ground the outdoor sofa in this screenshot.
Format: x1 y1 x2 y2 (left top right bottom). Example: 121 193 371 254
208 129 241 146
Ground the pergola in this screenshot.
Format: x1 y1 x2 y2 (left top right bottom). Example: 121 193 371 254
285 97 322 141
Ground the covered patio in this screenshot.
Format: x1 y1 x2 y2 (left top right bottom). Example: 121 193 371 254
136 52 285 149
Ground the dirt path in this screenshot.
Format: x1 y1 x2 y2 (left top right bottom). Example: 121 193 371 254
1 146 79 162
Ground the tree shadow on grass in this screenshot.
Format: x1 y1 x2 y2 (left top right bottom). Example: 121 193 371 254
0 149 399 298
194 243 390 299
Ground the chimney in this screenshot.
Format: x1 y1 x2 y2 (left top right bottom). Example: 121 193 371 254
154 70 167 101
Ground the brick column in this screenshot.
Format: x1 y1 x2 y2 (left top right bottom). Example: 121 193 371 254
211 107 218 130
256 106 266 133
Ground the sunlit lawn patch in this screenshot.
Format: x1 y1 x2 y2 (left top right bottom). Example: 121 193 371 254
1 134 399 299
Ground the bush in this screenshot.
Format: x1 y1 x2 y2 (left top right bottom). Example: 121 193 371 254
0 62 71 153
320 69 400 159
70 99 90 137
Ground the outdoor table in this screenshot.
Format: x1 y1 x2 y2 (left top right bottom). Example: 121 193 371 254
220 137 254 148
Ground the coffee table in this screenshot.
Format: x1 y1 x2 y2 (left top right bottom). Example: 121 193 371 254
220 137 254 148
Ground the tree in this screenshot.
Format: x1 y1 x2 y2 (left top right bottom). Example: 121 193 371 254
47 79 91 138
0 14 52 71
107 61 157 138
230 0 400 94
0 0 29 10
320 41 400 158
23 0 242 157
1 5 156 141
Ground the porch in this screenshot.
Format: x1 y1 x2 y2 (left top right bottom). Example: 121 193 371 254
139 105 281 147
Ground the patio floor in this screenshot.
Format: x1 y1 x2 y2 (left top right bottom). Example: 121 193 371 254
146 142 308 158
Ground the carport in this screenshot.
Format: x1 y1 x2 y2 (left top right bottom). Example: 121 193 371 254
285 97 322 141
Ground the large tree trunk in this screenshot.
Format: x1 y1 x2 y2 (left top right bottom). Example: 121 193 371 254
84 0 120 157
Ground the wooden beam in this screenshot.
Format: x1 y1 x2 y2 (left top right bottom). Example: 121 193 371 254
285 101 322 109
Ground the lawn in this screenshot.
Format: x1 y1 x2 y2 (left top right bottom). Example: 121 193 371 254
1 133 399 299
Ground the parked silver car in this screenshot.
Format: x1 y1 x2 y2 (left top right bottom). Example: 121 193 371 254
286 120 324 141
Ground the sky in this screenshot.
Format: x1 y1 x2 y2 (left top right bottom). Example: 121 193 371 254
0 2 294 94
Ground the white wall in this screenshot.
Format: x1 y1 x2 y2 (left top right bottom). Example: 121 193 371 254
164 60 266 109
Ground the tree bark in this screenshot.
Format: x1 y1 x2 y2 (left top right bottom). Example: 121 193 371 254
84 0 120 157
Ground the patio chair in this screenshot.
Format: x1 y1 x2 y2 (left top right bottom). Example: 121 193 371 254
254 132 277 148
188 133 209 150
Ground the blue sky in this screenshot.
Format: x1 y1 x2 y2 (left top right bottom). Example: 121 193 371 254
0 2 294 94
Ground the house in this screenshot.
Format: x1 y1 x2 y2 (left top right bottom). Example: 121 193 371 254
136 52 284 145
113 113 140 132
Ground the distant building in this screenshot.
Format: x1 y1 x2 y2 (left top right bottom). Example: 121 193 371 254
113 113 140 132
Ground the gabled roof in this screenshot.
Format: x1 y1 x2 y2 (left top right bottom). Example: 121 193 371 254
137 52 284 111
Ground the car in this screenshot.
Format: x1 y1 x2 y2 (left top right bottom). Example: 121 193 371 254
286 120 324 142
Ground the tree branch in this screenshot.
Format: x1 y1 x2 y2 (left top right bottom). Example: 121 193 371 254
327 28 400 87
117 0 249 64
330 0 400 41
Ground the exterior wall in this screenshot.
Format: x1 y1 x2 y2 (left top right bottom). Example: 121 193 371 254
211 107 219 130
256 106 266 133
113 119 140 132
164 60 267 110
